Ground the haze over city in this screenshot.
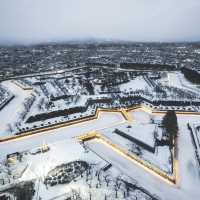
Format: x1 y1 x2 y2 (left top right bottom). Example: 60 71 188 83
0 0 200 45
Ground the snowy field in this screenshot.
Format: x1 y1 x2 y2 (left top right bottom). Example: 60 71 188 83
119 76 152 92
129 109 152 124
161 72 200 95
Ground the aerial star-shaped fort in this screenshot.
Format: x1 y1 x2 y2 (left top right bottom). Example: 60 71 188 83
0 43 200 200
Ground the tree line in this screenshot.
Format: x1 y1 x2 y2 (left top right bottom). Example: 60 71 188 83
181 67 200 84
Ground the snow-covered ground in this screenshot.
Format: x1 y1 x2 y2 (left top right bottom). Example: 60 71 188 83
167 72 183 88
21 140 107 182
87 125 197 199
119 76 152 92
99 123 171 174
85 109 172 174
175 115 200 197
0 109 200 199
0 112 124 157
1 71 200 137
193 123 200 148
87 114 200 200
0 84 13 106
129 109 152 124
0 139 157 200
0 81 31 136
166 72 200 95
1 71 200 199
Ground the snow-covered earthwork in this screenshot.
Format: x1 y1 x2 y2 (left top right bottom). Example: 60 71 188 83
0 68 200 138
1 68 200 200
0 108 200 199
96 110 172 175
85 113 200 200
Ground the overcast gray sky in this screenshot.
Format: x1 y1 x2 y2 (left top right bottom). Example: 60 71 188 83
0 0 200 45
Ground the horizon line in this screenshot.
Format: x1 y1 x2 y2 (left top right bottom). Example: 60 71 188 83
0 38 200 47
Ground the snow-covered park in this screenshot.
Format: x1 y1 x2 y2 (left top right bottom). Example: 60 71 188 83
0 69 200 199
0 107 200 199
0 68 200 138
98 110 172 174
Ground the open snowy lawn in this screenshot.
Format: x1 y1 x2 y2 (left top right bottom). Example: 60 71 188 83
119 76 152 92
129 109 152 124
105 122 156 148
167 72 200 94
166 72 183 88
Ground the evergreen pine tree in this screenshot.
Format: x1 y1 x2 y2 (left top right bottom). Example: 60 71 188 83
162 110 178 147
